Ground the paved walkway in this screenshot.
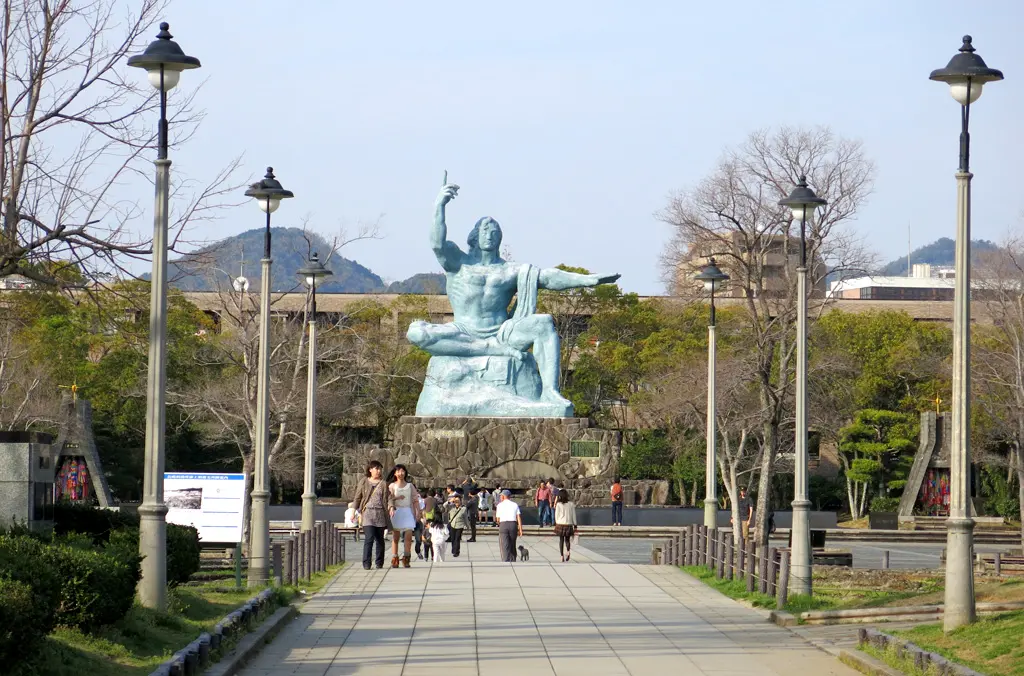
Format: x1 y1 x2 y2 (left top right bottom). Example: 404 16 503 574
239 535 858 676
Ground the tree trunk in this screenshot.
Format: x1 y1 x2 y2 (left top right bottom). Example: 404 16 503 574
721 458 741 545
846 476 860 520
241 454 255 555
1015 443 1024 548
753 416 779 550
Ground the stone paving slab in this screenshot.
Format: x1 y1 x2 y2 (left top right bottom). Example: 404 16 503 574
237 535 859 676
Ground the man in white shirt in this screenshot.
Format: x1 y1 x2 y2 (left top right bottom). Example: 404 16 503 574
494 490 523 562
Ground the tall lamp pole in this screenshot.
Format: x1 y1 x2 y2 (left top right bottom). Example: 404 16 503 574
244 168 294 586
695 259 730 531
929 35 1003 632
779 176 827 598
127 22 200 611
297 253 333 533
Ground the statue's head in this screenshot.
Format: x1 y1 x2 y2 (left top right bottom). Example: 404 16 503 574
468 216 502 253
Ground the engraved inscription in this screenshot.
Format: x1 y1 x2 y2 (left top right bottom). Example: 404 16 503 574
424 429 467 441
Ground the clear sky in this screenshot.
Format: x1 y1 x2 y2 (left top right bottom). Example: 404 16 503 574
163 0 1024 295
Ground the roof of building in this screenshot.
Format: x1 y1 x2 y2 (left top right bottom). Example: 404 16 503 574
830 276 958 293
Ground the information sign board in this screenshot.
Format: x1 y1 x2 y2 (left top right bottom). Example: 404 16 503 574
164 472 246 543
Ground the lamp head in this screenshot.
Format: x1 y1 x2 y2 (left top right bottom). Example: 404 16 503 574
127 22 201 91
694 257 730 292
244 167 295 213
929 35 1003 105
296 252 333 288
778 175 827 223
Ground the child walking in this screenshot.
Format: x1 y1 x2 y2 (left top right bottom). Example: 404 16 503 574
427 514 449 563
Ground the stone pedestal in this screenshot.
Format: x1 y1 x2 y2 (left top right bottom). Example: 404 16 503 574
343 416 621 506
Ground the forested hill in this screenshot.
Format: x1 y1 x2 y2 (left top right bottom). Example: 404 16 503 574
877 237 999 276
161 228 444 294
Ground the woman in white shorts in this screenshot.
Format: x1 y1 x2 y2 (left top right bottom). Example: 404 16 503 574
387 464 421 568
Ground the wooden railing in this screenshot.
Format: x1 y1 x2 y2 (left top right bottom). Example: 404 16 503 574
271 521 346 586
653 524 793 609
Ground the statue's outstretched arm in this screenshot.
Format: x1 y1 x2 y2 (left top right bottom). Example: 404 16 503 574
539 268 621 291
431 182 465 272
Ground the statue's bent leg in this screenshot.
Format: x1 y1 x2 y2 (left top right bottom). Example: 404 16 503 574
508 314 569 405
407 320 520 359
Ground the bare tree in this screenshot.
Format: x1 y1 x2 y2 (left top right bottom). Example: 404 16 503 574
972 241 1024 544
659 126 875 548
637 339 765 543
0 302 59 429
0 1 239 285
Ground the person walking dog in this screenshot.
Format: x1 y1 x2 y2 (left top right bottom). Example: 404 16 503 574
495 490 523 562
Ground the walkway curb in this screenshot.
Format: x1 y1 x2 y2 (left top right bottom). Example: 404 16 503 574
769 610 798 627
204 605 297 676
838 648 904 676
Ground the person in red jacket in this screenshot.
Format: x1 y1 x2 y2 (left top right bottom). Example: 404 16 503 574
610 477 624 526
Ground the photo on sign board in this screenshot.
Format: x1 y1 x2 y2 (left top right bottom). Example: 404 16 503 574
166 487 202 510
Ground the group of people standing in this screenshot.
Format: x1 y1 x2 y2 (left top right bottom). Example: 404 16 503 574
348 463 581 567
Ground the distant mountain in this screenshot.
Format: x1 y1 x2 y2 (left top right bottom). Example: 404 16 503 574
877 237 1000 276
163 227 386 293
385 273 446 294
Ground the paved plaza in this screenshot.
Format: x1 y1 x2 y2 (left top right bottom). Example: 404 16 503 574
239 536 858 676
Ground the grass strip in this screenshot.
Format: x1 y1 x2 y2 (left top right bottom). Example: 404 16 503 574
680 565 929 617
860 642 942 676
11 563 346 676
893 609 1024 676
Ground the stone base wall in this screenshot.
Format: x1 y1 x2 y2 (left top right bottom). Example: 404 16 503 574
343 416 623 507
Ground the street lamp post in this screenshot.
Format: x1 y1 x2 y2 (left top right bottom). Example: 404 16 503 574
779 176 827 598
695 259 730 531
297 254 333 533
127 22 200 611
929 35 1003 632
244 168 294 586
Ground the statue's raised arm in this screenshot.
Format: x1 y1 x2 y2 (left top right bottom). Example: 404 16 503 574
431 176 466 272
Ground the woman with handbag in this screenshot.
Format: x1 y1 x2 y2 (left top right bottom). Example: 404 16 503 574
553 489 578 562
350 460 390 570
387 464 421 568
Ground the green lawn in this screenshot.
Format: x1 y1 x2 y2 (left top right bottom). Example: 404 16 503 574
681 566 939 616
892 610 1024 676
11 564 345 676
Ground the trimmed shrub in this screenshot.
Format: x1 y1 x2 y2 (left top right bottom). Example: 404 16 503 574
0 535 60 651
52 502 139 544
41 544 140 631
0 578 46 662
167 524 201 585
870 496 901 513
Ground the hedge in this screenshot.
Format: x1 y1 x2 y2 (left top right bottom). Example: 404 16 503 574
0 578 44 662
102 524 199 586
0 535 60 656
41 543 141 631
167 524 201 585
52 502 140 543
52 504 201 585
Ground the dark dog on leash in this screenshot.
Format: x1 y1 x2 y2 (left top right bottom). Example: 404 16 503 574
518 545 529 562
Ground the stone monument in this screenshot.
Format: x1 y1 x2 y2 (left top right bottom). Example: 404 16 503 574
345 176 623 504
898 411 978 518
52 394 114 507
0 431 56 528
